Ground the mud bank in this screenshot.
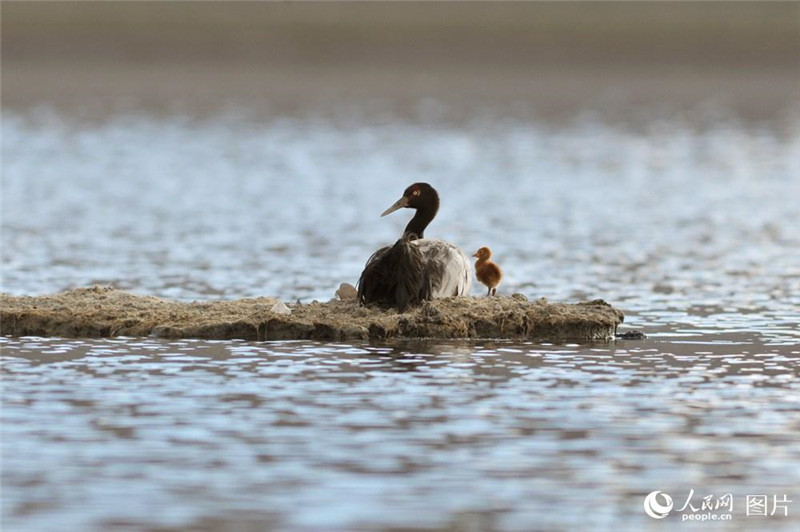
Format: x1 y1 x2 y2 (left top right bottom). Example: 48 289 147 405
0 287 624 341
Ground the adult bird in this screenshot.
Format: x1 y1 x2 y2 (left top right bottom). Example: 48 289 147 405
357 183 472 311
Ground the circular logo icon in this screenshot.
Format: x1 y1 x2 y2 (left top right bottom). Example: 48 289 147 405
644 491 673 519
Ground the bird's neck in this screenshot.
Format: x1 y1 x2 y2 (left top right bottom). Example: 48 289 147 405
404 205 437 239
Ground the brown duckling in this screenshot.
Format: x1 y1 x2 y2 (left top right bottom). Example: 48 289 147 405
473 246 502 296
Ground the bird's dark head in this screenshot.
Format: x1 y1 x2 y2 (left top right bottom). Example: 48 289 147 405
381 183 439 217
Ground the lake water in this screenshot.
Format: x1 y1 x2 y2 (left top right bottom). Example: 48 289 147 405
2 105 799 530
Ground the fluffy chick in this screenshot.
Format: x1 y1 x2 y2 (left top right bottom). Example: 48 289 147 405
473 246 503 296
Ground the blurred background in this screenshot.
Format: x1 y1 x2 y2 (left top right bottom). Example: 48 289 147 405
3 3 800 532
4 1 799 121
3 0 799 306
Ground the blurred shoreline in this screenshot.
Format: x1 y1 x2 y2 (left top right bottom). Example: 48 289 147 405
3 2 799 123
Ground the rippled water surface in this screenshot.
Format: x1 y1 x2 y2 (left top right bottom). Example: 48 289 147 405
2 107 800 530
3 337 799 531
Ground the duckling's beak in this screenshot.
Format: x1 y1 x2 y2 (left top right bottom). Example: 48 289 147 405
380 196 409 217
472 252 479 258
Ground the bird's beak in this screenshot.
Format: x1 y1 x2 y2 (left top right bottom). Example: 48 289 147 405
380 196 409 217
472 252 479 258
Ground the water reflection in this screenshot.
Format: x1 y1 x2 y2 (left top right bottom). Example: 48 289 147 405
2 336 798 531
3 111 798 313
2 106 799 529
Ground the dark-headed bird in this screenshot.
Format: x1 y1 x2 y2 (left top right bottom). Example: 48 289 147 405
357 183 472 311
473 246 503 296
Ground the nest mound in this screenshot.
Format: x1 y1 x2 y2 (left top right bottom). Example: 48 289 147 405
1 287 624 341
